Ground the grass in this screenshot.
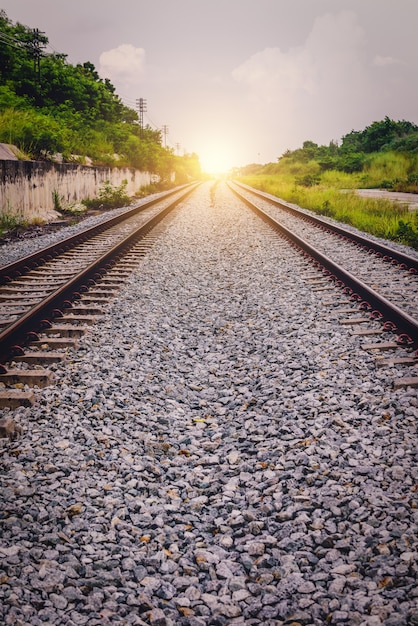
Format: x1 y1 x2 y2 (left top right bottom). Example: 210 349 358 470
362 152 418 192
237 173 418 249
0 208 29 236
134 180 177 198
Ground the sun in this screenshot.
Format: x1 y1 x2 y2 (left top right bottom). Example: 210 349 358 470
199 142 237 176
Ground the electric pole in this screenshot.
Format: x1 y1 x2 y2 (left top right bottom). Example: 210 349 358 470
30 29 46 88
162 125 169 147
136 98 147 137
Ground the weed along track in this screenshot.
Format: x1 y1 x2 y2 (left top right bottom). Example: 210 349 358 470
0 181 417 625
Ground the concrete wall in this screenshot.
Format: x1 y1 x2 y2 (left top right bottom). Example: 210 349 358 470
0 160 153 221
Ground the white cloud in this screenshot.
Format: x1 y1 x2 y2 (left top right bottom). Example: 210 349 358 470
230 11 373 151
373 55 401 67
232 46 316 101
232 11 366 104
99 44 146 87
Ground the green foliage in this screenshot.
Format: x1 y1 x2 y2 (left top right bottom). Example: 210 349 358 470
0 84 28 109
0 206 28 234
361 152 418 192
279 117 417 179
0 10 201 182
395 218 418 248
341 116 418 154
173 152 201 184
0 107 67 155
82 180 130 210
52 189 62 211
295 173 320 187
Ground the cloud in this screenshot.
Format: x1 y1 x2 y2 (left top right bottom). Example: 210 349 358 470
232 46 316 101
99 44 146 86
232 11 365 104
372 55 402 67
231 11 374 151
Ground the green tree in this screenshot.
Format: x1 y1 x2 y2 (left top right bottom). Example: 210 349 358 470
0 10 202 179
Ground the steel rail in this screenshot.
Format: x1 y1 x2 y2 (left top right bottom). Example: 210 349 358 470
230 183 418 347
0 183 198 283
0 184 197 362
232 181 418 272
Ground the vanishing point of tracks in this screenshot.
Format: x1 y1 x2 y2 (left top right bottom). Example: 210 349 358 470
0 180 417 408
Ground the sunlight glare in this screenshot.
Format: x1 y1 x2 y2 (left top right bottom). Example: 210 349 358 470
199 142 237 176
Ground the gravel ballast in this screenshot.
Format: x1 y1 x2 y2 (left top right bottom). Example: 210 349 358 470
0 181 417 626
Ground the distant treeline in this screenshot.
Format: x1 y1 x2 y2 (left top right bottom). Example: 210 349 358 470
240 116 418 175
238 116 418 194
279 117 418 174
0 10 201 183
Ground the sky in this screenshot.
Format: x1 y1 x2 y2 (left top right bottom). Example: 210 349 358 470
1 0 418 173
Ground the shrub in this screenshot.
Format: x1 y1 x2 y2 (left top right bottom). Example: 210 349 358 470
395 219 418 249
321 200 336 217
52 189 62 211
0 208 28 235
82 180 130 210
295 173 320 187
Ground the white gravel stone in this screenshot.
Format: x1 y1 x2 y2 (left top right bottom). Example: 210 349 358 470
0 181 417 625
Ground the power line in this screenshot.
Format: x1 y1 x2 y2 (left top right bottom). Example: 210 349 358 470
144 112 161 130
0 31 27 51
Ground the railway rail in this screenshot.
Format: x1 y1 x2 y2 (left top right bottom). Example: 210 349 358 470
0 180 417 409
0 183 198 364
232 181 418 271
229 181 418 350
1 181 416 625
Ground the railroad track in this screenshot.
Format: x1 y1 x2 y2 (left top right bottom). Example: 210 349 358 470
0 179 417 409
229 181 418 386
0 184 198 402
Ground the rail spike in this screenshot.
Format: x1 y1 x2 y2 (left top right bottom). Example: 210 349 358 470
39 319 53 329
26 331 40 343
370 310 383 320
10 345 25 356
397 334 414 346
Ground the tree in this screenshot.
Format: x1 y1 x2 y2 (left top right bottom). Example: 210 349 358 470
0 10 202 179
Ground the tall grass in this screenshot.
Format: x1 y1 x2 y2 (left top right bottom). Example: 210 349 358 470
237 174 418 249
362 152 418 190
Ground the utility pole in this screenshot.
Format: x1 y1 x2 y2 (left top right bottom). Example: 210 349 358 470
175 143 180 155
162 125 169 147
136 98 147 137
30 28 46 86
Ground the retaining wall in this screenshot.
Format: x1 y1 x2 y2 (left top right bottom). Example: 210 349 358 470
0 160 152 221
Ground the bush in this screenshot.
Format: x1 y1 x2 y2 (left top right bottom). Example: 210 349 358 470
0 109 67 157
0 208 28 235
395 219 418 249
407 173 418 185
321 200 336 217
295 173 320 187
336 152 365 173
82 180 130 210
